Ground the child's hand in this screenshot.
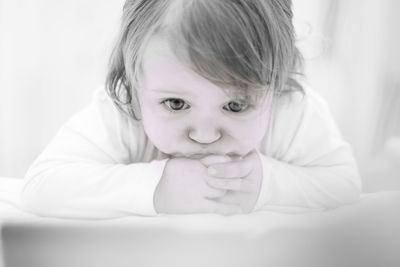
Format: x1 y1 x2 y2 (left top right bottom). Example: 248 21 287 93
154 158 242 215
200 151 263 213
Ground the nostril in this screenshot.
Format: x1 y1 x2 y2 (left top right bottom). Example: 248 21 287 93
188 128 222 145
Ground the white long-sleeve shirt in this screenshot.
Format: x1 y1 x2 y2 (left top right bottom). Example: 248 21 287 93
21 85 361 218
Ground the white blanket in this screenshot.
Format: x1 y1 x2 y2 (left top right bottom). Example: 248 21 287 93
1 177 400 267
1 176 400 231
1 176 400 230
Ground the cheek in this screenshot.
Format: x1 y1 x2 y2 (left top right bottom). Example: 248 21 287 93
141 111 185 152
228 113 270 150
233 121 267 144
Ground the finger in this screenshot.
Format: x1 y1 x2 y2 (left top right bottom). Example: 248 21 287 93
205 176 243 191
200 155 231 167
207 176 258 193
203 186 227 199
214 191 244 205
204 199 242 216
207 159 253 179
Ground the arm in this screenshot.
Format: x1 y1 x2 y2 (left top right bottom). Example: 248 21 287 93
21 89 167 218
254 87 362 211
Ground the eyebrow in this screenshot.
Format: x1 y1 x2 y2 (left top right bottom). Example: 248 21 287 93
146 87 260 105
146 88 194 96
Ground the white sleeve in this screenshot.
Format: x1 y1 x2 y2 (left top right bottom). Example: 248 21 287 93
253 88 362 211
21 89 167 218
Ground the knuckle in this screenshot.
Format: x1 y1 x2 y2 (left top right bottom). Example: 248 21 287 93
208 178 222 190
231 164 242 176
207 177 230 190
233 164 249 178
242 162 253 175
214 189 227 198
222 179 230 188
202 155 231 168
205 185 226 198
204 175 214 185
227 179 241 191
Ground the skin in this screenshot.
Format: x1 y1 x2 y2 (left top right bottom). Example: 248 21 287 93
136 35 271 215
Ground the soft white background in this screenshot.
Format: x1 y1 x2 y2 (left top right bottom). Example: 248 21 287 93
0 0 399 191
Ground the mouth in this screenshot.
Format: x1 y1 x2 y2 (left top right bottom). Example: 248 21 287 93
187 153 209 159
171 152 242 159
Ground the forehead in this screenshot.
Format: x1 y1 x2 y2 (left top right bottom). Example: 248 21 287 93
141 35 185 75
140 35 226 95
140 34 267 105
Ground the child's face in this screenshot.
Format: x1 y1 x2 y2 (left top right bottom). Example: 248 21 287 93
137 35 271 159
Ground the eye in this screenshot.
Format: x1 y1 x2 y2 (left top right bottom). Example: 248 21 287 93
162 98 190 111
223 101 249 113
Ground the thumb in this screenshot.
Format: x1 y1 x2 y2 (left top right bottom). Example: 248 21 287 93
200 154 232 167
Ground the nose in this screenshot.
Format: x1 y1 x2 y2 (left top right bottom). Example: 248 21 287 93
188 123 222 145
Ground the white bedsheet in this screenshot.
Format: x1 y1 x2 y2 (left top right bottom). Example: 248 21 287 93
1 177 400 267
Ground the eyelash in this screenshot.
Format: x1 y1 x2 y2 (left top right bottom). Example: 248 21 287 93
160 98 251 113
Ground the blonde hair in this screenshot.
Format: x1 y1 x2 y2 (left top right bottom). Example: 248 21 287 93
106 0 303 119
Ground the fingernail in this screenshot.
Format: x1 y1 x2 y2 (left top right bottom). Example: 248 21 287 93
208 167 217 176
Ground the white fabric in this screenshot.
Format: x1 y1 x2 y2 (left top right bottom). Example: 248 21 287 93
20 85 361 218
2 177 399 267
255 89 361 210
1 177 398 227
1 177 398 232
0 177 35 221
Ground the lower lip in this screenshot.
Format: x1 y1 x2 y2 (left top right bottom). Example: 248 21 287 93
171 152 241 159
170 153 217 159
172 152 242 159
189 154 206 159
